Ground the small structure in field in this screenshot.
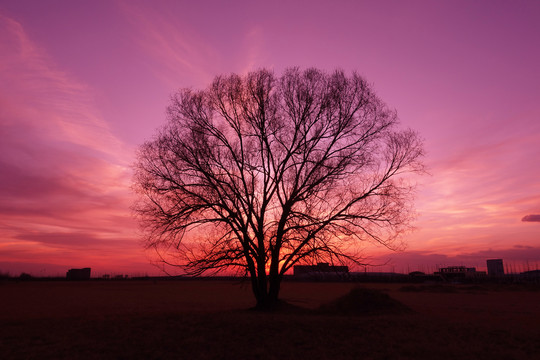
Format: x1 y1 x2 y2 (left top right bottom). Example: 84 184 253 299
435 266 485 281
66 268 91 280
486 259 504 276
293 262 349 277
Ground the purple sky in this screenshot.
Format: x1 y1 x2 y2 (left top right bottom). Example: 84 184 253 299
1 0 539 276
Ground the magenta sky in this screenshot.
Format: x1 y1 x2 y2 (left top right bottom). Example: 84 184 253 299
1 0 539 276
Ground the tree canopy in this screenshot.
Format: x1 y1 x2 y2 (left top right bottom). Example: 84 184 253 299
133 68 424 308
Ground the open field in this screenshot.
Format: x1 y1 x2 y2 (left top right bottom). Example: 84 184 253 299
1 280 540 359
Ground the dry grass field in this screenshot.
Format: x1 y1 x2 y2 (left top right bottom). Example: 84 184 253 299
1 279 540 359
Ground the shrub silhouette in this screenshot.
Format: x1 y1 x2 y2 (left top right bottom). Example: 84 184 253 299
318 287 411 316
19 273 32 281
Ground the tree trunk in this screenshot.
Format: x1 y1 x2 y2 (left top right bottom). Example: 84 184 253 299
267 250 282 308
253 272 281 311
268 274 281 304
253 258 271 310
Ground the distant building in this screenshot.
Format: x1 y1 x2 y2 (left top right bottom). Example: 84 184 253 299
66 268 91 280
486 259 504 276
437 266 477 274
435 266 484 280
521 269 540 278
293 262 349 276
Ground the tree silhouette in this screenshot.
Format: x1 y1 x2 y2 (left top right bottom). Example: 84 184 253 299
133 68 424 309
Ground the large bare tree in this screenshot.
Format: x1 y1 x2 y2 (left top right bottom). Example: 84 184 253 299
133 68 424 309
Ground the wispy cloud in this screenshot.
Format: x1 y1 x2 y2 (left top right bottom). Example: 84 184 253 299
407 119 540 251
0 15 128 158
117 1 218 88
0 14 140 274
117 1 272 87
241 25 268 74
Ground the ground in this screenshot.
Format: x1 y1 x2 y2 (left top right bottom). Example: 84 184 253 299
1 279 539 359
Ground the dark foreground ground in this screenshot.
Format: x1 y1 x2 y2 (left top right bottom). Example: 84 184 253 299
1 280 540 359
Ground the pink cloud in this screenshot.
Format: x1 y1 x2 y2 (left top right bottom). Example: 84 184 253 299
13 231 135 248
0 14 130 160
0 14 142 274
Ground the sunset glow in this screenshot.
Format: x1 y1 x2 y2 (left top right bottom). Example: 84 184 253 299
1 0 539 276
